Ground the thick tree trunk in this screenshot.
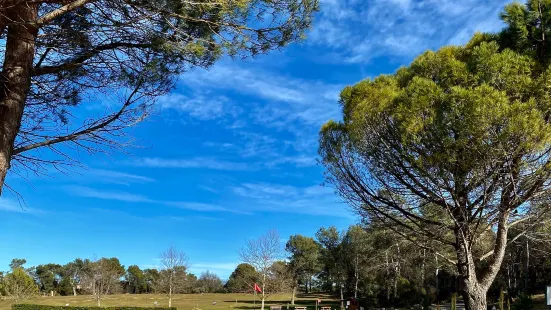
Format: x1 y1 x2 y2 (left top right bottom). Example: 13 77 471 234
460 281 487 310
72 285 77 296
0 1 37 194
455 212 509 310
456 231 488 310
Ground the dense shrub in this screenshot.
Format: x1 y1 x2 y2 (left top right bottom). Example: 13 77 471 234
13 305 176 310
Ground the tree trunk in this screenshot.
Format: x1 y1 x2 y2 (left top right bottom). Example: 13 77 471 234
460 282 487 310
456 233 488 310
524 238 529 293
261 275 266 310
72 285 77 296
291 285 297 305
339 285 344 310
354 255 359 299
0 1 37 194
169 286 172 307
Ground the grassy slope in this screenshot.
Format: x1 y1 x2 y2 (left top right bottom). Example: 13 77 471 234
0 294 339 310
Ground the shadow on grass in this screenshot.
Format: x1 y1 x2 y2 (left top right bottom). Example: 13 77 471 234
226 297 340 310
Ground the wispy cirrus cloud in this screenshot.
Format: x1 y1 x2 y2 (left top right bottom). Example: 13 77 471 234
130 152 318 171
232 182 352 218
65 185 243 213
181 63 343 129
157 92 242 121
131 157 252 171
65 185 153 203
0 197 41 214
87 169 155 184
310 0 508 63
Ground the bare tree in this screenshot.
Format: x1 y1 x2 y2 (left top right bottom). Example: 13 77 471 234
156 246 189 307
239 229 282 310
80 257 124 306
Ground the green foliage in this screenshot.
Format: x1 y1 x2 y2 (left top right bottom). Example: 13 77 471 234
35 264 63 294
12 305 175 310
285 234 321 291
511 293 533 310
9 260 27 271
225 263 259 293
318 2 551 308
142 269 159 294
196 271 223 293
3 268 39 301
126 265 147 294
315 227 345 292
497 0 551 66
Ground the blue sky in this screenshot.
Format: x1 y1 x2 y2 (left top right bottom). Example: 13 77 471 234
1 0 509 279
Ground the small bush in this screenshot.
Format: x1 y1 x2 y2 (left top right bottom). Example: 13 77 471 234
13 305 177 310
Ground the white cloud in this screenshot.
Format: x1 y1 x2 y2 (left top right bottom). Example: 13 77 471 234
85 168 155 184
66 185 153 203
0 197 40 214
309 0 509 63
181 63 343 128
232 182 352 218
132 157 252 171
158 92 241 121
66 185 242 213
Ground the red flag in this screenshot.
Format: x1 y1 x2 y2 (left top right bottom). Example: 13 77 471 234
254 283 262 293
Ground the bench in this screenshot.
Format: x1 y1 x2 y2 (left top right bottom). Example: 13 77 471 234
294 307 307 310
270 307 282 310
320 307 331 310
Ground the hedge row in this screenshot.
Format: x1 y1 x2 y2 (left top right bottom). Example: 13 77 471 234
13 305 176 310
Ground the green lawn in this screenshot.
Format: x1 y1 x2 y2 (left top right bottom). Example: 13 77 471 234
0 293 339 310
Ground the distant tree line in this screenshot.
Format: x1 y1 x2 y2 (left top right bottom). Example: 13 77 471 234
2 223 551 308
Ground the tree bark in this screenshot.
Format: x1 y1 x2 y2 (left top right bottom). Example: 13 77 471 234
340 285 344 309
261 274 266 310
291 285 297 305
524 238 529 293
354 254 359 298
460 281 487 310
0 1 38 194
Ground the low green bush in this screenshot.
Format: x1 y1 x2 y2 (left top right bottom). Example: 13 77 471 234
13 305 176 310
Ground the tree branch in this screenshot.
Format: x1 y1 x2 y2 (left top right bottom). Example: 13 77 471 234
36 0 97 25
12 80 143 155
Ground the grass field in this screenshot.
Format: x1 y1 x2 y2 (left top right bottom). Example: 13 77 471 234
1 293 549 310
0 294 339 310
